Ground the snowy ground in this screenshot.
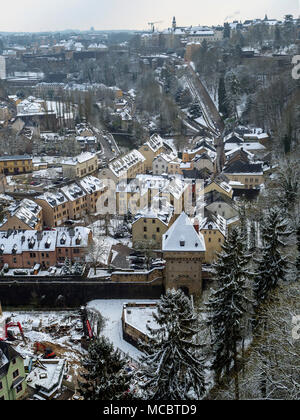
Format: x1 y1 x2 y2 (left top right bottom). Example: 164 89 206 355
1 311 84 378
87 299 158 361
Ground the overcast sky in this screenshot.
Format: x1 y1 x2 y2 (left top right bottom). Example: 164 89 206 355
0 0 299 32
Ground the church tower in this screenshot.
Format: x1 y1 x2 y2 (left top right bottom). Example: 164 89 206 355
172 16 177 30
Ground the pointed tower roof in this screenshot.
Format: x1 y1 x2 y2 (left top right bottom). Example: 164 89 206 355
162 212 206 252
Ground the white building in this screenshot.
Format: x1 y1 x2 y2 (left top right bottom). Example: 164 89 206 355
0 56 6 80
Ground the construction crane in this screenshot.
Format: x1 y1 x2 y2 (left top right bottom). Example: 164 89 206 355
148 21 163 32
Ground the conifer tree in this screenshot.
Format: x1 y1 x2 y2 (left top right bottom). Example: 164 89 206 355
218 75 228 119
137 289 206 400
253 207 292 307
207 228 252 398
78 337 131 400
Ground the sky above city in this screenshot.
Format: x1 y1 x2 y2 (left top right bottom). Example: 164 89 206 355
0 0 299 32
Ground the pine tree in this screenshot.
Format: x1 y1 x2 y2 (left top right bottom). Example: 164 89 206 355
253 208 292 307
218 75 228 119
296 222 300 275
78 337 131 400
206 228 252 398
137 289 206 400
62 257 72 275
249 221 257 253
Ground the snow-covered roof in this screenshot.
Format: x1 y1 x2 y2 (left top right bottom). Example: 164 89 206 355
62 152 96 166
162 212 206 252
0 227 90 255
79 176 106 195
2 199 42 229
37 191 68 208
144 134 164 153
109 150 146 178
198 213 227 237
60 183 86 202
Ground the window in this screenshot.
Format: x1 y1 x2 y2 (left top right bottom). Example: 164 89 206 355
13 370 19 379
16 384 23 394
0 381 2 390
156 228 160 233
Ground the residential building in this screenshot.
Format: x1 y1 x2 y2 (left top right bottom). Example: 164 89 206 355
203 191 239 221
182 140 216 163
223 161 265 189
61 152 98 179
138 134 164 171
99 150 146 183
0 227 92 269
198 212 227 264
60 183 88 221
0 199 43 231
0 341 27 401
0 155 33 175
132 198 174 249
78 176 107 214
35 191 69 228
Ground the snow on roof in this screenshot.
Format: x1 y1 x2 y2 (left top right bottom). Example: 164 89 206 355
0 227 90 255
162 212 206 252
2 199 42 229
123 304 158 336
145 134 164 153
37 191 68 208
26 359 65 397
62 152 96 166
133 196 174 226
79 176 106 195
60 183 86 202
56 227 90 248
0 230 57 255
109 150 146 178
198 213 227 237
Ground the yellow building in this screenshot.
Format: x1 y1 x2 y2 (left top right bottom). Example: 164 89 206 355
0 199 43 231
0 155 33 175
197 213 226 264
99 150 146 183
35 191 70 228
139 134 164 171
132 198 175 249
202 180 233 199
223 162 264 190
61 152 98 179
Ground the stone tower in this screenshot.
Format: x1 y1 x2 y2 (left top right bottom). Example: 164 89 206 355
162 212 206 296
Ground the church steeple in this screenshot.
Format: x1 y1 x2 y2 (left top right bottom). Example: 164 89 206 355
172 16 176 30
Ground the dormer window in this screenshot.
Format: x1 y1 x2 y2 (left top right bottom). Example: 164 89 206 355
180 241 185 247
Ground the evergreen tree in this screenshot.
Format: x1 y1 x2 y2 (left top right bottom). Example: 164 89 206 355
249 221 257 253
189 102 202 119
206 228 252 398
253 208 292 307
137 289 206 400
296 222 300 275
218 75 228 119
274 25 282 49
78 337 131 400
62 257 72 275
224 23 231 39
